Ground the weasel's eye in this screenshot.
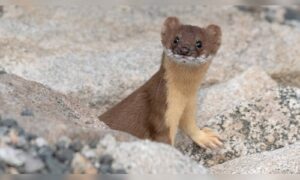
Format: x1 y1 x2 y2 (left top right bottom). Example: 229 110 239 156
196 40 202 49
173 36 179 44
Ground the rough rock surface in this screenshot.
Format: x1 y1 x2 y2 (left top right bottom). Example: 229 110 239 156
96 135 206 174
210 143 300 174
0 73 135 143
197 66 278 125
178 86 300 167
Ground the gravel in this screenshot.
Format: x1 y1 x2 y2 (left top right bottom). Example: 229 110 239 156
0 117 127 174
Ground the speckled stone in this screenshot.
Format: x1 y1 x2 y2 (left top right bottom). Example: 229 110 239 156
97 135 207 174
178 87 300 167
210 142 300 174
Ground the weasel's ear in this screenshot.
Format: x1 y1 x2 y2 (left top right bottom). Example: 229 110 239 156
205 24 222 54
161 17 181 37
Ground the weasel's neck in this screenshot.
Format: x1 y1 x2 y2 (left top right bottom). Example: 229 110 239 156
162 52 211 96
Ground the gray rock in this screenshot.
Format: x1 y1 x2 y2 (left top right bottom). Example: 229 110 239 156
196 66 277 126
55 148 74 163
35 137 48 148
210 143 300 174
178 87 300 167
44 156 67 174
0 127 8 136
0 73 135 143
69 140 83 152
0 147 27 166
97 135 207 174
21 108 34 116
24 156 45 173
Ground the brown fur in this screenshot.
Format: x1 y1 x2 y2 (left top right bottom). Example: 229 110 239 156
99 17 223 149
100 53 170 143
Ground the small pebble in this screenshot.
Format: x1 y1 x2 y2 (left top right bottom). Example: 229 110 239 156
0 147 27 166
0 127 8 136
26 133 38 141
21 108 34 117
82 148 97 159
99 154 114 166
35 137 48 148
113 169 127 174
89 140 98 149
56 136 71 149
69 140 83 152
38 146 54 161
0 119 18 128
71 153 97 174
55 148 74 163
24 157 45 173
15 136 28 149
13 126 25 136
99 164 112 174
44 156 67 174
0 161 6 173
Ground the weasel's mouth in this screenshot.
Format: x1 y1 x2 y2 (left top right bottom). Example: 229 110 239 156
164 48 213 65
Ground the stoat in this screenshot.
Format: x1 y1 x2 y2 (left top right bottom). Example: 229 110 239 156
99 17 223 149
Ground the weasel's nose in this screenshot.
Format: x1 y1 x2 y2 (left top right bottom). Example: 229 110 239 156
179 47 190 56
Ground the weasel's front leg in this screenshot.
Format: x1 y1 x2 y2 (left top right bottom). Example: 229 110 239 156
165 90 186 145
179 97 223 149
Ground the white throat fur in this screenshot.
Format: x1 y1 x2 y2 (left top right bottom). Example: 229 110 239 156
164 48 214 65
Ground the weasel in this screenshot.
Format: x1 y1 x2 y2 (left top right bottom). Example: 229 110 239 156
99 17 222 149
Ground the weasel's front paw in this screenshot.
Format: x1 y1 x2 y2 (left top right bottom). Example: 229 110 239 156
193 128 223 150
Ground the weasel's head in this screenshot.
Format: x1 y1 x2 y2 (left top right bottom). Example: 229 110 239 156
161 17 222 65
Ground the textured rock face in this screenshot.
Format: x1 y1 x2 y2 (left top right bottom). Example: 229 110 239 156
96 135 207 174
178 86 300 167
210 143 300 174
196 66 278 126
0 73 136 143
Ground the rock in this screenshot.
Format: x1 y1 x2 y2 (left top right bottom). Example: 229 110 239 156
0 147 27 166
97 135 207 174
0 73 135 143
0 127 8 136
81 146 97 159
15 136 28 149
44 156 67 174
98 154 119 174
0 161 5 173
210 143 300 174
21 108 34 117
71 153 97 174
0 119 18 128
25 133 37 141
178 87 300 167
198 66 277 126
69 140 83 152
56 136 72 149
99 154 114 166
35 137 48 148
24 156 44 173
54 148 74 163
38 146 54 161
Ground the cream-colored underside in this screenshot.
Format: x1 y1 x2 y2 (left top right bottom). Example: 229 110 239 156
163 55 211 145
